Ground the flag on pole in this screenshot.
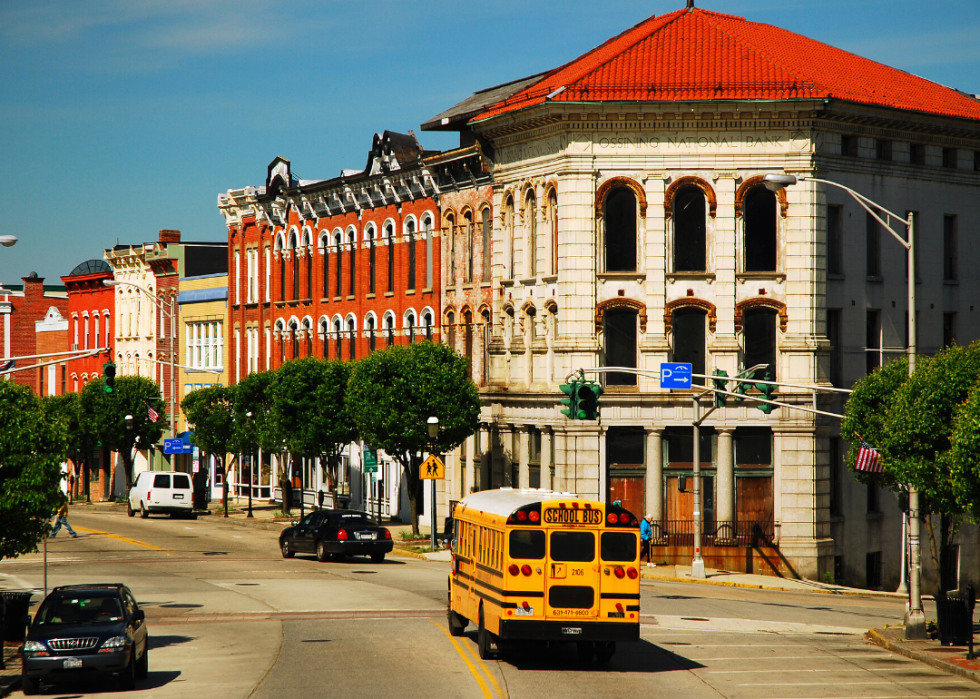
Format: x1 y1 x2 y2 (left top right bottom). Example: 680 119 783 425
855 441 883 473
146 403 159 424
0 360 14 372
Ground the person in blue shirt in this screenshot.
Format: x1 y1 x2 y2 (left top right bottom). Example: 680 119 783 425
640 514 652 566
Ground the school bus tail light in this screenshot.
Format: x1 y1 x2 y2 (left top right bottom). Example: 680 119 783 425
507 504 542 525
627 567 638 579
614 566 625 579
509 564 520 576
521 564 532 576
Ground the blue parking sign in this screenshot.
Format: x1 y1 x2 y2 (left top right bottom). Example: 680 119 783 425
660 362 693 389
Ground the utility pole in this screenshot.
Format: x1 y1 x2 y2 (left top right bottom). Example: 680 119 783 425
691 394 705 579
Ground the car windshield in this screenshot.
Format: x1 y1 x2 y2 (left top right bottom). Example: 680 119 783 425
335 513 377 527
36 595 125 625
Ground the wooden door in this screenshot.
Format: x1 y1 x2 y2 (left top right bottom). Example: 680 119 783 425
665 477 695 521
736 477 773 523
608 474 644 519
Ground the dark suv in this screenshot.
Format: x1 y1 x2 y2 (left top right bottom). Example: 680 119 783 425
21 583 148 695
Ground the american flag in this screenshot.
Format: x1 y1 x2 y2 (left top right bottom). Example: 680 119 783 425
855 442 883 473
146 404 159 424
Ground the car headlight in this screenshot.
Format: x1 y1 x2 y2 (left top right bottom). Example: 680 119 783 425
23 640 48 653
99 636 128 652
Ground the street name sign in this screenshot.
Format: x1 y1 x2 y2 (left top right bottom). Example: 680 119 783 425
660 362 693 389
420 454 445 480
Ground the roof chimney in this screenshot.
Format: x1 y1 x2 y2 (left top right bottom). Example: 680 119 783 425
687 0 695 8
159 229 181 244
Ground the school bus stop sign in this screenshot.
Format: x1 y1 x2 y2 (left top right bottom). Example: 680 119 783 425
420 454 445 480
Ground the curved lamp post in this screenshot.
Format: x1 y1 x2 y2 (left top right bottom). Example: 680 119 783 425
245 412 255 518
763 173 924 639
0 235 18 248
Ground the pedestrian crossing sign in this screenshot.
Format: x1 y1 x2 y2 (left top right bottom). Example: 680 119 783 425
420 454 445 480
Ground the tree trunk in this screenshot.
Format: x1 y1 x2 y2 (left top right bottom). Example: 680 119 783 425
924 514 941 597
401 452 422 536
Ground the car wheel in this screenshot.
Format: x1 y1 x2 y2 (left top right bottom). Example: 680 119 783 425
316 541 328 562
577 641 595 662
21 673 38 695
136 644 149 680
118 650 137 690
594 641 615 663
370 552 386 563
281 540 294 558
477 604 495 660
127 501 136 518
140 502 149 519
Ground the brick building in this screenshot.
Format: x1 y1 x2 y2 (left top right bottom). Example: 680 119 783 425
0 272 68 395
62 259 115 392
426 4 980 586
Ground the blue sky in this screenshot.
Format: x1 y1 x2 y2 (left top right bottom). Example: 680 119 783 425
1 0 977 284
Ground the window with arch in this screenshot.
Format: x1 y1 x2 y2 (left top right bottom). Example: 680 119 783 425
423 310 433 341
446 213 456 282
278 239 286 302
386 223 395 293
423 215 434 289
604 187 637 272
334 232 343 298
347 317 356 360
674 187 707 272
290 233 300 300
481 207 492 282
407 219 416 291
548 191 558 275
348 230 356 296
464 210 474 283
367 226 376 295
321 234 330 299
463 310 473 358
367 315 376 352
306 241 313 300
384 313 395 346
407 311 416 343
744 187 778 272
743 308 777 379
73 376 79 393
304 319 313 357
446 311 456 351
290 321 299 358
672 308 706 385
320 319 329 357
481 309 491 384
93 315 100 350
525 192 536 278
73 317 79 346
503 195 515 278
104 313 111 348
334 318 343 358
83 315 89 350
604 309 637 385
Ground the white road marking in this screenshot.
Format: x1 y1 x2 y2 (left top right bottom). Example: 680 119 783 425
712 668 943 674
740 681 971 686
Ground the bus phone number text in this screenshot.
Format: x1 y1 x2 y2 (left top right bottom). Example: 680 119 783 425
543 508 603 525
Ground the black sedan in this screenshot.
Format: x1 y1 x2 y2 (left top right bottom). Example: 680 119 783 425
280 509 394 562
21 583 148 695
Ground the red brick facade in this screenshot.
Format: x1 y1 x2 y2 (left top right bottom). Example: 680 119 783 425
1 273 69 395
61 261 115 392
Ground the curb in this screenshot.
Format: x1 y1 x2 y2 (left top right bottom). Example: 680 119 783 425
195 514 287 533
641 572 906 600
867 628 980 685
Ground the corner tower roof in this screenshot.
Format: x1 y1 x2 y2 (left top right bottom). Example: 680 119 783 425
469 6 980 123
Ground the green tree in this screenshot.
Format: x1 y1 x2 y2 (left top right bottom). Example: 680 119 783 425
269 357 358 507
182 385 235 510
80 375 166 489
0 381 68 559
348 342 481 535
230 371 278 509
949 382 980 518
43 392 99 501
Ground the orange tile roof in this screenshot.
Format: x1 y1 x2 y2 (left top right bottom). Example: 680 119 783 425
474 7 980 123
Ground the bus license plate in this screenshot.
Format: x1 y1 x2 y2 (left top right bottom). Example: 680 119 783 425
561 627 583 635
63 657 82 669
516 606 533 616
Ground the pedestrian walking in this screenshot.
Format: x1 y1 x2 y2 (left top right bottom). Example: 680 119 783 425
68 470 76 504
50 498 78 538
640 514 653 567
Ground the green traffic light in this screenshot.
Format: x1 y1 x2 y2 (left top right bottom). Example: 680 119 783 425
577 382 602 420
103 362 116 394
755 370 776 414
712 369 728 408
559 380 579 419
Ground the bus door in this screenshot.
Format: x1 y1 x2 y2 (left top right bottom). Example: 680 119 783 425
544 527 600 623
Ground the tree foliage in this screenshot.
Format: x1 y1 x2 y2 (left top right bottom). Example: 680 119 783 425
182 386 235 460
0 381 67 559
348 342 481 534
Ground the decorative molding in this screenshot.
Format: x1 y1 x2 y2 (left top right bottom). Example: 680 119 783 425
664 176 717 218
735 175 788 218
664 298 717 334
595 297 647 333
595 176 648 218
735 297 788 333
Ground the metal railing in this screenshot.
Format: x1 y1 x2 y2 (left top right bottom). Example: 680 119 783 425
650 520 775 548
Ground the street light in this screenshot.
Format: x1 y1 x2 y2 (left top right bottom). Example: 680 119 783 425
0 235 17 248
762 172 924 639
245 412 254 518
104 279 178 468
427 416 439 553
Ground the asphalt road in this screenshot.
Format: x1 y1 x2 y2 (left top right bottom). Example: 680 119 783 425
1 506 974 699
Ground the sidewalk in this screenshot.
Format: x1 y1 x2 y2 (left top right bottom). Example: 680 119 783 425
870 626 980 685
1 644 21 697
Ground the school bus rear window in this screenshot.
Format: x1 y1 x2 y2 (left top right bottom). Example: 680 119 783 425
600 532 637 562
550 531 595 562
509 530 545 560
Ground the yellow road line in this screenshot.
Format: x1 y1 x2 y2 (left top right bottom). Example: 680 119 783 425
430 620 493 699
459 629 505 699
73 526 171 552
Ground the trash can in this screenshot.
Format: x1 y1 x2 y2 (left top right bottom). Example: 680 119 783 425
936 594 973 646
1 591 33 643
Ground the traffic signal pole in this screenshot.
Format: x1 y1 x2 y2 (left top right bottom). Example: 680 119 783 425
692 395 705 579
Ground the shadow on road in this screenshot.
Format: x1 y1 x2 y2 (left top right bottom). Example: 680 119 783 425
40 670 181 695
487 637 705 673
149 635 195 650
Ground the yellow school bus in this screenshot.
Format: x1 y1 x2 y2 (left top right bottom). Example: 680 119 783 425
447 487 641 661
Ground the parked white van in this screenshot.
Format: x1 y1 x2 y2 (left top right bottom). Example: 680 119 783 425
128 471 194 518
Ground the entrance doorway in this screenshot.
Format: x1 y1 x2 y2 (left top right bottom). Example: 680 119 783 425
606 427 645 518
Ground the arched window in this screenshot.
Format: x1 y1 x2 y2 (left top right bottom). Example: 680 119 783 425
290 232 299 300
604 188 637 272
367 226 376 295
744 188 778 272
481 309 491 385
464 310 473 358
548 191 558 275
384 313 395 346
93 315 100 350
503 195 515 278
289 321 299 359
407 311 416 343
423 215 434 289
446 213 456 282
73 376 79 393
525 192 536 278
278 238 286 302
446 311 456 351
481 207 492 282
334 233 343 298
743 308 777 379
604 309 637 385
321 233 330 299
367 315 376 352
423 310 433 341
464 210 474 283
320 319 328 357
407 219 416 291
348 230 356 296
83 315 89 350
306 241 313 299
672 308 706 385
347 317 356 360
103 313 111 348
673 187 706 272
334 318 343 358
386 223 395 293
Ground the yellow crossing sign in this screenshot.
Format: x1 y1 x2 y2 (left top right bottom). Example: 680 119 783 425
420 454 445 480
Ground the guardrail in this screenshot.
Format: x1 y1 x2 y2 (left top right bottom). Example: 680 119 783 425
650 519 775 548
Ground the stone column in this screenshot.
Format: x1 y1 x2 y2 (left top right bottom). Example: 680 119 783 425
478 425 490 491
518 427 530 489
716 428 735 541
499 424 513 487
540 429 553 491
645 429 664 532
464 434 475 497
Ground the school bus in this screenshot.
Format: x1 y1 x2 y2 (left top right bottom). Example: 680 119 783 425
447 487 641 661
